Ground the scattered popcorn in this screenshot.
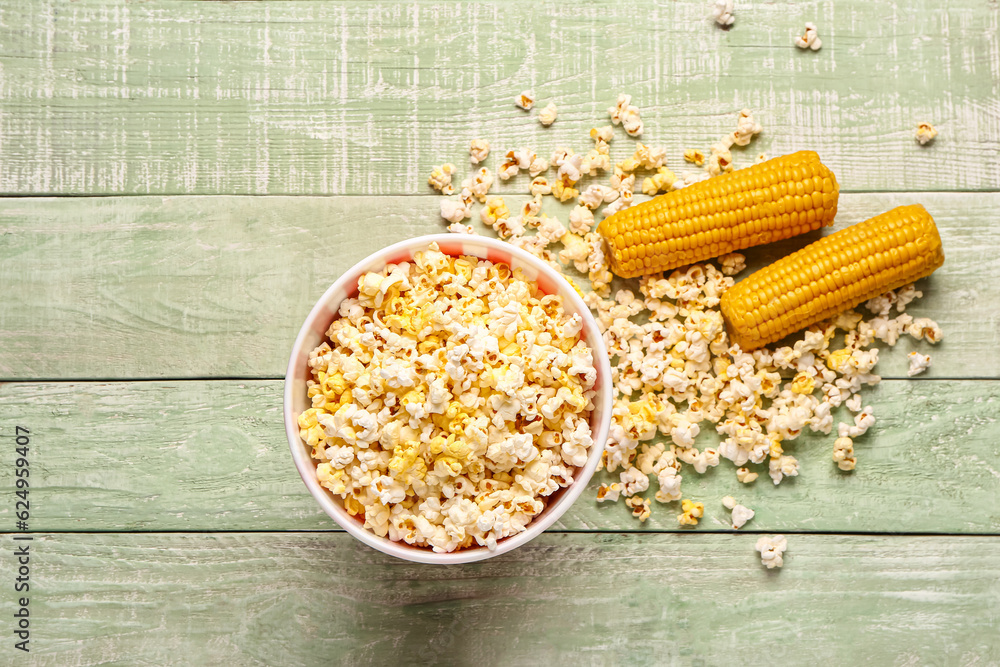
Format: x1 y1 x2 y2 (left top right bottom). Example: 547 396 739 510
677 498 704 526
795 22 822 51
722 495 737 509
538 102 559 127
684 149 705 166
428 164 457 195
302 244 597 553
425 89 946 566
469 139 491 165
515 91 535 111
755 535 787 569
916 122 938 145
907 352 932 377
713 0 735 27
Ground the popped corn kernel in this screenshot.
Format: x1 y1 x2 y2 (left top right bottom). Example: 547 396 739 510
795 22 822 51
722 495 737 510
480 196 510 226
609 94 643 136
469 139 491 164
755 535 787 569
717 253 746 276
626 495 652 522
713 0 735 27
684 149 705 166
447 223 476 235
569 205 596 235
907 317 943 344
440 198 472 224
768 455 799 485
642 167 678 195
730 503 755 529
428 163 457 195
907 351 932 377
516 90 535 110
833 436 856 471
677 498 704 526
736 467 759 484
597 482 623 503
916 122 938 145
538 102 558 127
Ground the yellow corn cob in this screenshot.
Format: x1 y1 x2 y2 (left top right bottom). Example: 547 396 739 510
720 204 945 350
598 151 840 278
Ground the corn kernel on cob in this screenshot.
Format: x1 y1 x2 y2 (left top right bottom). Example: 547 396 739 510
720 204 945 350
598 151 839 278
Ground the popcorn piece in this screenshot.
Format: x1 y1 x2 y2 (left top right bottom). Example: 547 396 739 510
730 503 755 529
480 196 510 226
907 351 932 377
684 149 705 166
718 253 746 276
907 317 943 344
736 467 759 484
642 167 678 195
440 198 471 224
677 498 704 526
597 482 622 503
795 22 822 51
768 455 799 485
731 109 762 147
462 167 495 203
428 164 457 195
626 495 652 522
721 495 737 510
916 122 938 146
608 94 643 136
833 436 856 471
515 91 535 111
469 139 491 165
569 205 596 235
755 535 787 569
530 177 552 197
713 0 735 27
447 223 476 235
538 102 558 127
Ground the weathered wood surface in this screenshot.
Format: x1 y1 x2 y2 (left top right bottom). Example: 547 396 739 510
0 0 997 196
2 379 996 534
1 192 994 381
2 532 997 665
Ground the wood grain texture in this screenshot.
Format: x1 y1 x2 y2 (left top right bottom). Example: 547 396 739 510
0 0 997 196
1 379 997 534
1 192 995 381
2 532 997 665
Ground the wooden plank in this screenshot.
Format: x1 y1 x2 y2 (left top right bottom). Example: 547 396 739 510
0 0 996 195
1 379 997 534
2 532 998 664
1 192 995 380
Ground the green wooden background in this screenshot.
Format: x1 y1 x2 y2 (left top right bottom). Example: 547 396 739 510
1 0 998 664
